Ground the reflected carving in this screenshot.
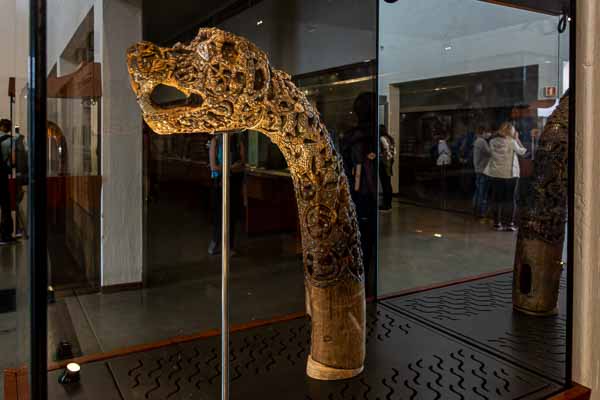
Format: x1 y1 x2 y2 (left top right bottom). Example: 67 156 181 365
127 28 365 380
513 93 569 316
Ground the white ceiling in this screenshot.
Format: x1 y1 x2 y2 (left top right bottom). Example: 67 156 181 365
380 0 554 41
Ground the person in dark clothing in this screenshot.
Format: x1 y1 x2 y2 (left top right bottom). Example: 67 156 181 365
13 126 27 238
208 132 246 255
341 92 378 293
378 124 395 212
0 119 15 245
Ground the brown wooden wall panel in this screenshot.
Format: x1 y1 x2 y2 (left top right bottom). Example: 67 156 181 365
3 367 29 400
245 172 298 234
67 176 102 215
548 384 592 400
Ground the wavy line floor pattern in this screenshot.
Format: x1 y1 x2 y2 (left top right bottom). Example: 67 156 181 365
382 272 567 381
49 302 563 400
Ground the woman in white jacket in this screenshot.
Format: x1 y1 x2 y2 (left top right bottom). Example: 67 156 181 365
483 122 527 231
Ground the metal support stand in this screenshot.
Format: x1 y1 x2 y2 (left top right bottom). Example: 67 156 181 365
221 132 230 400
9 95 14 171
8 76 15 179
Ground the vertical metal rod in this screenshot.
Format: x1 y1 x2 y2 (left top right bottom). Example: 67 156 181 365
29 0 48 398
9 96 14 179
221 132 230 400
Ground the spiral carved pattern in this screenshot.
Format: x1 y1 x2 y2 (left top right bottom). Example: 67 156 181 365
126 28 363 289
519 94 569 245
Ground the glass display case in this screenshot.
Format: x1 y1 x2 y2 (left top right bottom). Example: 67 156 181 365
4 0 578 398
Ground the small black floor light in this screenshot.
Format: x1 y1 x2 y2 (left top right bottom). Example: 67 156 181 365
58 363 81 384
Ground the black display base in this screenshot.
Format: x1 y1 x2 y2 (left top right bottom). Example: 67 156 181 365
0 288 16 313
48 279 566 400
383 272 567 381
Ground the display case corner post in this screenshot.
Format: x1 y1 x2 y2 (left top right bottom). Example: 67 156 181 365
565 0 577 386
29 0 48 398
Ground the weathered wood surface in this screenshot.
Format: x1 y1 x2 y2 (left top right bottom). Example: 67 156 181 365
126 28 366 379
514 94 569 315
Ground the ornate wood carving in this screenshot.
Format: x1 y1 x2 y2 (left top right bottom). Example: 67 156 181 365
126 28 365 380
513 94 569 315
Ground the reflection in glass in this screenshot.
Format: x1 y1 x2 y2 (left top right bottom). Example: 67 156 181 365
40 0 377 375
377 0 570 386
378 0 567 293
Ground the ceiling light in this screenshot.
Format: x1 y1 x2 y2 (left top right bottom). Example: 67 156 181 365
434 233 443 238
444 45 453 51
256 20 263 26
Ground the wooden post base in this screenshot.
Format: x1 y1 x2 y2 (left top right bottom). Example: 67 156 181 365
514 304 559 317
513 238 563 316
306 355 364 381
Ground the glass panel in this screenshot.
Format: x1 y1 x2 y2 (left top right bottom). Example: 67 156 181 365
378 0 569 386
44 6 104 368
36 0 571 396
215 0 377 325
42 0 377 380
1 0 30 397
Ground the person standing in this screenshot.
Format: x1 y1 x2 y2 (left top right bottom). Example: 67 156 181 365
379 125 395 212
0 119 15 245
472 126 491 218
12 126 28 238
341 92 378 292
208 133 246 256
483 122 527 231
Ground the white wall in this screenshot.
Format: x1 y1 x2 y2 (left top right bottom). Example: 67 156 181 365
218 0 377 76
0 0 17 120
46 0 143 286
0 0 28 121
96 0 143 286
47 0 94 71
379 0 566 99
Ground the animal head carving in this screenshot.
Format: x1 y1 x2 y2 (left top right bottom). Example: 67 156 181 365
127 28 273 134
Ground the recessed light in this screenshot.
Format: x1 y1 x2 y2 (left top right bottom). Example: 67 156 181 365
59 363 81 384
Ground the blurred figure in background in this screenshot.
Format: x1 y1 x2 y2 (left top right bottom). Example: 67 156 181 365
472 126 491 218
341 92 378 291
484 122 526 231
436 132 452 177
13 126 28 238
379 124 395 212
0 119 15 245
208 132 246 256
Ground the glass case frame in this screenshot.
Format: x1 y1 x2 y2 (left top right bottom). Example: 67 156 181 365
23 0 577 398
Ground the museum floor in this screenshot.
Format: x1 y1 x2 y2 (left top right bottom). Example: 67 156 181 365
0 198 521 396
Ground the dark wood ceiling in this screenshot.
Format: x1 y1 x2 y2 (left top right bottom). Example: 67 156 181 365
479 0 571 15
